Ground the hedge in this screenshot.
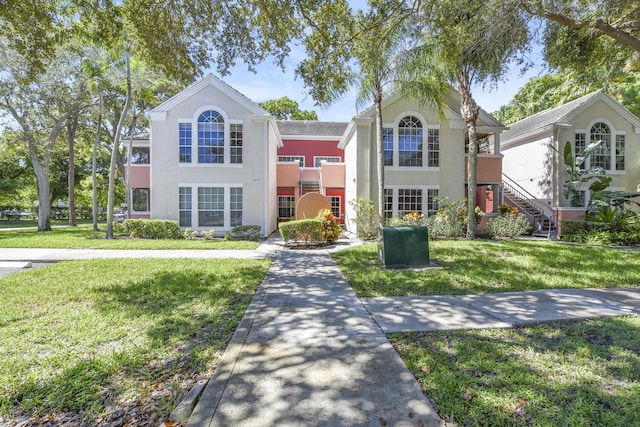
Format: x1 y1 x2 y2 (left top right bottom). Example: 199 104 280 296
279 219 324 245
120 219 182 239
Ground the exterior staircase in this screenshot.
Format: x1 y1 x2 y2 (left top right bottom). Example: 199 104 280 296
300 181 320 195
502 174 557 238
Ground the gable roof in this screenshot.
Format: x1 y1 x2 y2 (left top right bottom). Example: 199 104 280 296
149 74 268 117
277 120 349 138
354 87 506 130
501 90 640 143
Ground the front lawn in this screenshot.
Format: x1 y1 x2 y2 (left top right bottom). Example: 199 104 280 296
0 226 259 249
334 239 640 426
0 258 271 424
393 317 640 426
333 240 640 297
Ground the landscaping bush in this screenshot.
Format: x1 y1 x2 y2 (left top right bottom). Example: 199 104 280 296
319 209 342 243
427 198 466 239
121 219 182 239
229 225 262 240
387 211 427 226
279 218 324 245
349 199 379 239
485 212 531 239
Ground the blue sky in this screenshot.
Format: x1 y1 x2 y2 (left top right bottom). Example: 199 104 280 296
220 44 547 122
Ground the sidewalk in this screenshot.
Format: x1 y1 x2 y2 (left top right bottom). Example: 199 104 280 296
187 249 443 427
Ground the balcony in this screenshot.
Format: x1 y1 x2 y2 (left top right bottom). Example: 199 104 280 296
465 155 502 184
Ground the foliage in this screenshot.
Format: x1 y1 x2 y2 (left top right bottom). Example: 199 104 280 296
332 239 640 297
230 225 262 241
119 219 182 239
485 212 532 239
279 218 324 246
319 209 342 243
426 198 483 239
392 316 640 427
562 209 640 245
0 258 270 422
524 0 640 86
497 203 518 216
387 211 427 226
257 97 318 120
349 199 380 240
426 198 466 239
558 141 611 207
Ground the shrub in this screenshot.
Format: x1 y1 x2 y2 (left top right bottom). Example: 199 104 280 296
121 219 182 239
183 228 199 240
387 211 427 226
497 203 518 216
427 198 466 239
279 219 324 245
230 225 262 241
202 229 216 240
319 209 342 243
349 199 379 239
485 212 531 239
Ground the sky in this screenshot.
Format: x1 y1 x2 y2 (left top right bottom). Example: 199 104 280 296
220 45 548 122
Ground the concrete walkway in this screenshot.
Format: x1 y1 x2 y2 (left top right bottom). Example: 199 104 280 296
187 249 443 427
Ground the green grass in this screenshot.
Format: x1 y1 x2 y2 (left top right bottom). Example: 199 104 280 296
0 219 96 229
332 240 640 296
0 226 260 249
0 258 271 421
392 317 640 426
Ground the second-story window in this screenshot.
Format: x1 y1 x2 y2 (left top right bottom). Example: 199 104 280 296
398 116 423 167
198 110 225 164
230 123 243 164
179 123 192 163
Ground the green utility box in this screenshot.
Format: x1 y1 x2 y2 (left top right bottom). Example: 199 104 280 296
378 226 430 268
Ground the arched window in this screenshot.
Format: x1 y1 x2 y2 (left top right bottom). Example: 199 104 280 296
198 110 225 164
398 116 423 167
590 122 611 170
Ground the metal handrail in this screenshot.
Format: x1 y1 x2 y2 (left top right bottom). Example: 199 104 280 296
502 173 556 236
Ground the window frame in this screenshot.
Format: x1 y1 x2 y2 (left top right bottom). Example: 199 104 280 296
383 112 439 170
179 183 244 229
314 156 342 168
278 195 295 219
278 155 305 167
131 188 150 213
574 120 625 173
178 106 243 167
384 185 440 219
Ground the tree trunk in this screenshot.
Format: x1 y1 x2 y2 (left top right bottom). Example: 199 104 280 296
67 111 78 226
374 85 385 226
32 161 52 232
106 48 132 239
458 82 480 239
92 107 102 231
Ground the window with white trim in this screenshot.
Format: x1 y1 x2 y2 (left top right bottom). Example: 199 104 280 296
230 123 243 164
383 127 393 166
328 196 341 219
590 122 611 170
198 111 225 164
278 156 304 167
427 189 439 216
615 135 625 171
384 189 393 220
398 116 423 167
179 123 192 163
198 187 224 226
230 187 243 226
427 129 439 167
575 122 625 172
278 196 295 219
398 188 422 215
314 156 341 167
179 187 192 227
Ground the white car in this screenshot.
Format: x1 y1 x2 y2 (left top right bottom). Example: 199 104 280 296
113 213 126 223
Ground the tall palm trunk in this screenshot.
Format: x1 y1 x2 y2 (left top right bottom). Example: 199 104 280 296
374 82 385 225
458 78 480 239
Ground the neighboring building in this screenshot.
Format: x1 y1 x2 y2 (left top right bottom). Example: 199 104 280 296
276 121 348 223
501 90 640 235
141 74 282 236
123 132 151 219
339 90 507 235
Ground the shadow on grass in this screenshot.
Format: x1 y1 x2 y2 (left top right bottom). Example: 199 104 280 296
0 259 270 421
391 316 640 426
